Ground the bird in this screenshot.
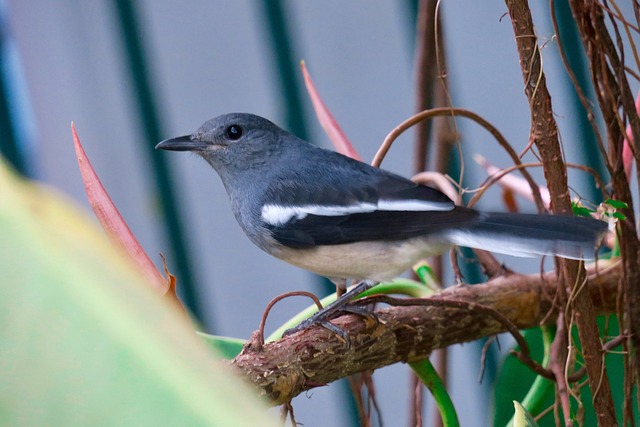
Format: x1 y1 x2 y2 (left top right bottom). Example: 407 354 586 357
156 113 607 333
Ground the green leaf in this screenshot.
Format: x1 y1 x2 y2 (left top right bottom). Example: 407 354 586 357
512 401 540 427
0 159 278 427
604 198 628 209
612 211 627 220
572 205 594 217
198 333 245 360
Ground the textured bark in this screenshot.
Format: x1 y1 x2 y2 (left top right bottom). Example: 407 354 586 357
504 0 617 424
231 263 620 405
566 2 640 421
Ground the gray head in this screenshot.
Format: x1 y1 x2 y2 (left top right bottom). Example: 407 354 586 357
157 113 305 249
156 113 295 178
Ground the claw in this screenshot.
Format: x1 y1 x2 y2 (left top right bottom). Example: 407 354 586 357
284 317 352 346
340 304 379 325
282 280 378 346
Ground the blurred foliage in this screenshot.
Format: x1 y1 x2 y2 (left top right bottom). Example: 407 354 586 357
0 158 277 426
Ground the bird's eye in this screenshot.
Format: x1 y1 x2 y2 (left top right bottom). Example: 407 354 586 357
226 124 243 140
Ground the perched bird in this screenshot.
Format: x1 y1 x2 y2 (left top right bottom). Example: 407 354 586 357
157 113 607 331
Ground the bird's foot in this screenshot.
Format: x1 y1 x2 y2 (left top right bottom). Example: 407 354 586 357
282 280 378 346
288 317 351 344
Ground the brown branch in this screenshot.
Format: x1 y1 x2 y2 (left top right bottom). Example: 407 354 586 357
355 294 552 380
412 2 450 426
549 0 611 175
505 0 617 424
375 107 547 212
413 0 439 173
566 1 640 422
549 312 572 419
230 262 620 405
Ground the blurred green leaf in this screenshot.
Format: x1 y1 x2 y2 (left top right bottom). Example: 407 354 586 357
198 333 245 360
572 205 595 217
611 211 627 220
604 199 628 209
0 159 277 426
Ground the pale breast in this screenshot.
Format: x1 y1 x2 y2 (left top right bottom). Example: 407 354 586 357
271 237 452 282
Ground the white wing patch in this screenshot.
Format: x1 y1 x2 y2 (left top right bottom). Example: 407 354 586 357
261 199 453 226
377 199 452 212
261 203 377 226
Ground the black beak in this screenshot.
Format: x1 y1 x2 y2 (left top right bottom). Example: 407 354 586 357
155 135 209 151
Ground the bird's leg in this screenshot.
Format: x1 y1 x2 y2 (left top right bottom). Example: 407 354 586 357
283 280 378 339
333 278 347 298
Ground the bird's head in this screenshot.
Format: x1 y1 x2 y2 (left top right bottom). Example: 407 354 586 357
156 113 288 174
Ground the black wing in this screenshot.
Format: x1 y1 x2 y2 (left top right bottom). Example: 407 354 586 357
258 149 475 248
266 207 480 248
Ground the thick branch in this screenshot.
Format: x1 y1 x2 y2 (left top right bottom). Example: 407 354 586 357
231 262 620 405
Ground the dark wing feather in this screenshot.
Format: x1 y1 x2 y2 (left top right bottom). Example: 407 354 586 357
263 147 454 209
267 207 480 248
260 144 463 248
374 174 453 206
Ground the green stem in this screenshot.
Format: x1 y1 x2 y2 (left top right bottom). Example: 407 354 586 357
410 359 459 427
266 280 433 342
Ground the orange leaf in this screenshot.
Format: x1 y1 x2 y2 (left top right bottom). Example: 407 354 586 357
502 187 519 213
301 61 362 161
160 253 187 317
71 123 167 294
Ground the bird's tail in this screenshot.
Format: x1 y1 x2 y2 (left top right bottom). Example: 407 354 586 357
447 212 609 260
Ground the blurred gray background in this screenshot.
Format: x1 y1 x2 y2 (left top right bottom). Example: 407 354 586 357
5 1 633 425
